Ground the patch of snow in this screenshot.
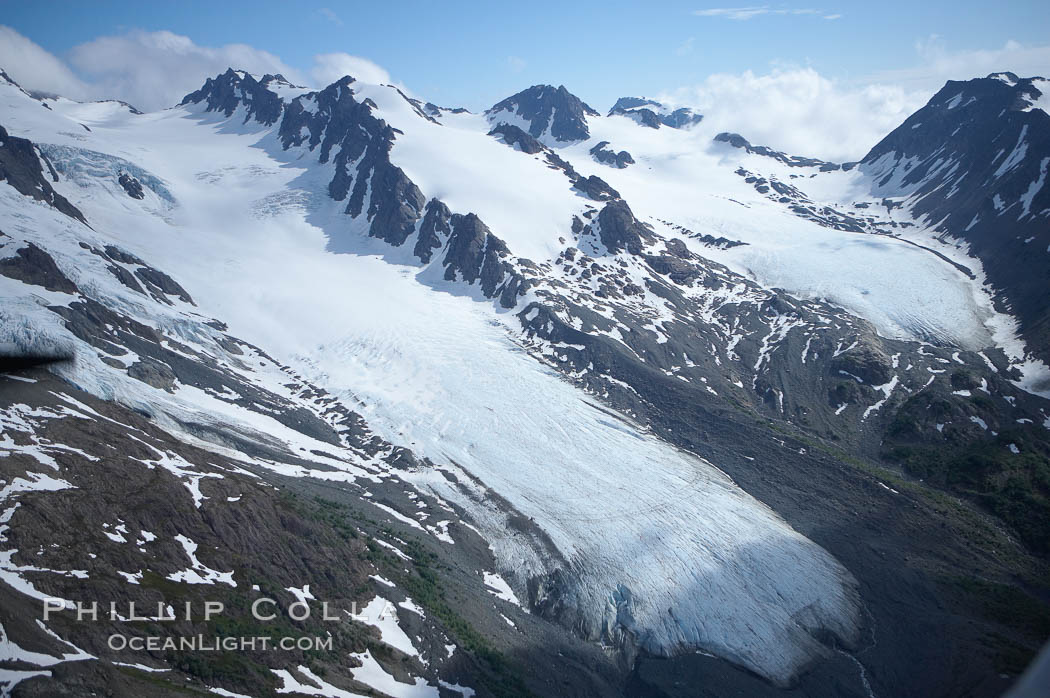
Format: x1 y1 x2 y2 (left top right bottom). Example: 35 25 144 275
166 535 236 587
482 572 521 607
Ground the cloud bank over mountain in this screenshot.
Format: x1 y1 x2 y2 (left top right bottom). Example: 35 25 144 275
0 24 1045 161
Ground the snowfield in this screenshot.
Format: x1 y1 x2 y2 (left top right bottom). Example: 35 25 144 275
555 114 1000 350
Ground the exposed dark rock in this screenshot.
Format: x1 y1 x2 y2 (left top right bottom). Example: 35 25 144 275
103 99 143 115
415 198 451 263
0 125 86 223
595 200 652 254
621 106 662 128
365 161 426 247
394 89 440 123
275 76 426 247
117 171 145 199
950 369 980 391
106 264 146 295
423 102 470 116
180 68 284 126
714 132 850 170
544 151 578 178
103 245 145 265
488 124 545 154
732 165 871 233
829 344 893 386
0 243 78 293
127 356 177 391
696 233 746 249
589 141 635 169
664 238 691 258
134 267 195 305
442 213 528 307
488 85 598 142
608 98 703 129
656 219 748 249
573 175 620 202
663 107 704 129
645 252 703 286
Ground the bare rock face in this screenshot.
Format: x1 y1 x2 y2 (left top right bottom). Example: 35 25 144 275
414 198 452 263
829 343 894 386
0 243 79 293
590 141 635 169
488 123 545 154
487 84 599 142
127 356 177 391
0 125 86 223
573 174 620 202
442 212 529 307
595 200 652 254
117 171 145 199
275 77 427 249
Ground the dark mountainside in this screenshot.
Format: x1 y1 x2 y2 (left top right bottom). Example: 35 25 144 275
861 72 1050 365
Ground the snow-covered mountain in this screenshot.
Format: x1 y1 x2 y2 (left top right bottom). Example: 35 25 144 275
487 84 599 144
607 97 704 129
860 72 1050 364
1 64 1049 698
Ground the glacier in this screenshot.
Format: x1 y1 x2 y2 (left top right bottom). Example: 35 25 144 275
0 74 873 684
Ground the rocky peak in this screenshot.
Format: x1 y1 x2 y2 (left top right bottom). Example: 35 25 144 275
862 73 1049 172
860 73 1050 363
259 73 301 89
487 84 599 143
423 102 470 117
714 132 850 171
180 68 285 125
608 97 703 129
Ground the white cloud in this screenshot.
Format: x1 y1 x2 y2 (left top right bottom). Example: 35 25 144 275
693 6 828 20
67 29 302 111
865 37 1050 91
310 53 391 86
661 68 926 161
0 25 91 99
660 38 1050 162
317 8 344 26
0 27 398 112
507 56 527 73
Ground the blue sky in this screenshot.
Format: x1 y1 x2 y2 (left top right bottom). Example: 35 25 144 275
4 0 1048 111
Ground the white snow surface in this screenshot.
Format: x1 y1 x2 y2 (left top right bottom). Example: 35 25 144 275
574 118 999 350
482 572 522 607
1023 78 1050 115
355 597 418 658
